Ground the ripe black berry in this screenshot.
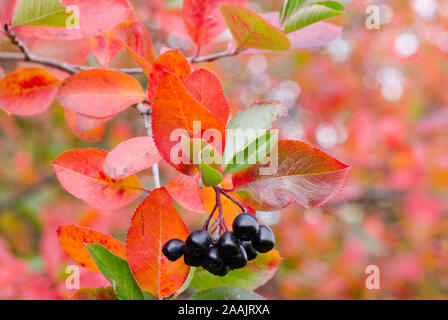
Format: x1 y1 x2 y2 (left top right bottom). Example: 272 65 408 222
185 230 212 256
225 245 247 269
211 265 229 276
202 247 224 273
162 239 185 261
233 213 259 241
252 225 275 253
241 241 258 261
184 249 203 267
217 232 240 258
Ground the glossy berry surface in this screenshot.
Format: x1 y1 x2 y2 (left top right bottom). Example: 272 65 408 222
232 213 259 241
185 230 212 256
217 232 240 258
241 241 258 261
162 239 185 261
184 250 203 267
225 245 247 269
211 265 229 276
202 247 224 273
252 225 275 253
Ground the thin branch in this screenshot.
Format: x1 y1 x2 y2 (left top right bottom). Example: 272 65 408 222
137 103 161 189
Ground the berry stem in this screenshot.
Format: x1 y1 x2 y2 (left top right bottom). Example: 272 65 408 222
202 203 218 231
219 189 246 213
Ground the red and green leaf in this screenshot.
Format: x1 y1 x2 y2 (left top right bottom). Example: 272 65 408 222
15 0 136 40
232 140 350 210
126 188 190 299
220 4 291 51
0 67 60 116
191 250 282 290
57 69 145 118
52 148 143 210
57 225 126 273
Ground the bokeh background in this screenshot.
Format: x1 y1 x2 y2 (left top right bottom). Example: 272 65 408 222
1 0 448 299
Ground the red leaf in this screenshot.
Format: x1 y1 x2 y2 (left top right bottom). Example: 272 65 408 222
15 0 136 40
57 69 145 118
184 68 230 124
89 31 123 67
57 225 126 273
232 140 350 210
0 67 60 116
152 72 227 175
146 49 191 104
52 148 143 210
104 136 161 179
182 0 247 47
64 109 106 142
113 20 156 74
126 188 190 298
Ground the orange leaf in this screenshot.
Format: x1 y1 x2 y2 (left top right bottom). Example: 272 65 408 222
146 49 191 104
167 173 242 226
126 188 190 298
0 67 60 116
52 148 143 210
64 109 106 143
152 72 226 175
113 21 156 75
57 225 126 273
57 69 145 118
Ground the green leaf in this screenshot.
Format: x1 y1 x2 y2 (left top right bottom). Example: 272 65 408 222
200 162 223 187
284 1 345 33
223 100 287 165
280 0 306 23
12 0 72 27
223 131 278 175
191 250 282 291
87 243 144 300
220 4 290 51
189 286 265 300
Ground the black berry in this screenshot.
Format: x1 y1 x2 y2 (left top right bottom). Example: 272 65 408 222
241 241 258 261
184 249 203 267
225 245 247 269
162 239 185 261
185 230 212 257
217 232 240 258
202 247 224 273
233 213 259 241
252 225 275 253
211 265 229 276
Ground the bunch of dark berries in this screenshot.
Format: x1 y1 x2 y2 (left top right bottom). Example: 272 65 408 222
162 213 275 276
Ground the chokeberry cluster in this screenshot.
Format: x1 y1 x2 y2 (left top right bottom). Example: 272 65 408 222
162 213 275 277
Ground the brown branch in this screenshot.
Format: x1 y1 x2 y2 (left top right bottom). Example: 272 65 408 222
0 24 240 74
